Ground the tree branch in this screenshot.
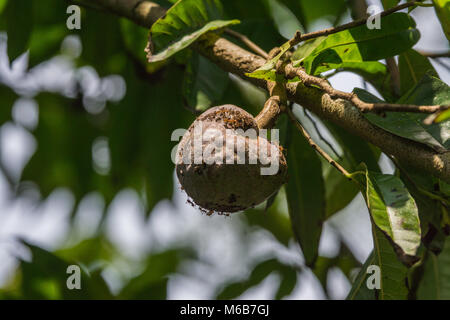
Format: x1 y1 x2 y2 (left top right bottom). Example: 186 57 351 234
288 1 424 47
284 65 449 114
70 0 450 183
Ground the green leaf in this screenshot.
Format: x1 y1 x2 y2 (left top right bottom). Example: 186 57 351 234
291 36 326 65
382 0 400 9
355 165 422 258
435 109 450 123
17 240 113 299
346 251 377 300
372 226 410 300
222 0 285 53
4 0 33 61
418 238 450 299
56 237 115 266
432 0 450 41
245 35 298 81
358 75 450 152
399 49 439 96
285 120 325 267
347 226 410 300
108 62 194 214
120 18 151 66
182 52 229 112
298 13 420 75
148 0 239 63
353 165 421 260
323 121 380 217
279 0 346 28
79 9 125 75
118 249 190 299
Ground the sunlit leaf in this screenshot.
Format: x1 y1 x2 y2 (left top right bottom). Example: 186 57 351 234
147 0 239 63
353 164 421 260
299 13 420 75
432 0 450 41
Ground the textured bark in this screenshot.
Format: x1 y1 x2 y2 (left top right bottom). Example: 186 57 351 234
71 0 450 182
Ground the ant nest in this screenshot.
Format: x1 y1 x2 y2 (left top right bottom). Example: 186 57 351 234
176 105 288 214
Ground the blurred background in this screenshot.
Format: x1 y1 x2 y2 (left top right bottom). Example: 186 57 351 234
0 0 449 299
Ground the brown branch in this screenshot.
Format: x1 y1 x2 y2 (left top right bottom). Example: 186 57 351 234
284 65 449 114
255 81 286 129
70 0 450 182
224 29 269 59
286 106 352 179
288 1 424 46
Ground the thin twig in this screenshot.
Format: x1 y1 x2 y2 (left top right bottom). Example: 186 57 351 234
418 51 450 59
286 106 352 179
288 1 424 47
302 108 342 160
284 64 449 114
225 28 269 59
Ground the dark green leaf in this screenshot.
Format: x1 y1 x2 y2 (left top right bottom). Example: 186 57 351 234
323 121 380 217
358 76 450 152
399 49 439 96
182 52 229 112
382 0 400 9
285 120 325 267
346 251 376 300
348 228 409 300
417 238 450 299
4 0 33 61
